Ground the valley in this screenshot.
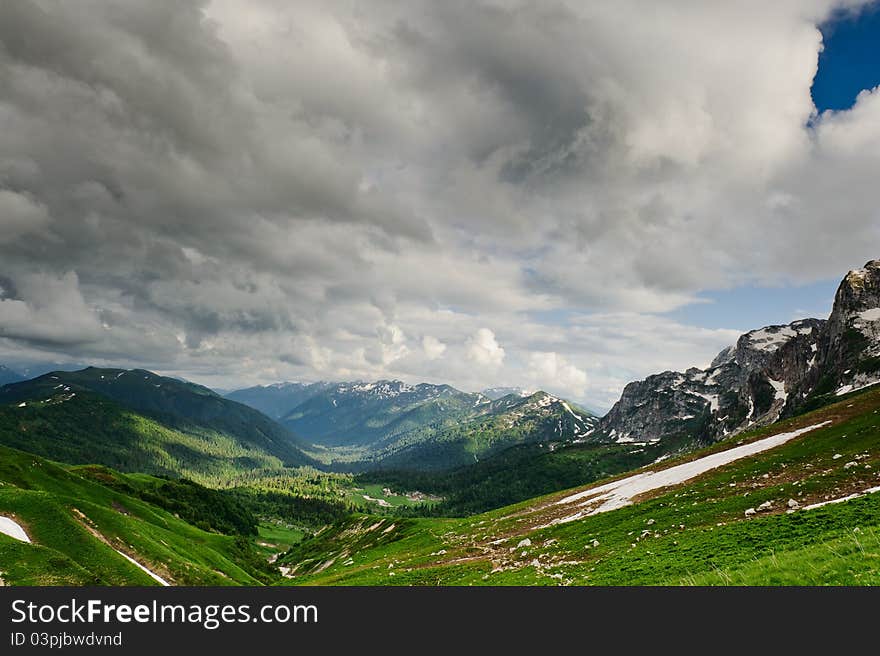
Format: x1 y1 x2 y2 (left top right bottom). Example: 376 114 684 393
2 260 880 586
279 386 880 585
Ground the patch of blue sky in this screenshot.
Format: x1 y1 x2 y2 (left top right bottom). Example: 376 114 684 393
812 2 880 113
665 279 839 332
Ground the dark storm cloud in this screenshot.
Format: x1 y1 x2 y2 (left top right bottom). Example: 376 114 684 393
1 0 878 405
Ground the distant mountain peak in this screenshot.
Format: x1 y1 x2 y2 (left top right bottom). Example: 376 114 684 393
480 386 532 401
342 380 416 395
0 364 26 387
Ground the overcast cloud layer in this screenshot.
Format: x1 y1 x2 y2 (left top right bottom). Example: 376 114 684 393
1 0 879 409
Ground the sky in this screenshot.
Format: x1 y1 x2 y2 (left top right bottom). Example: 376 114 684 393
1 1 880 410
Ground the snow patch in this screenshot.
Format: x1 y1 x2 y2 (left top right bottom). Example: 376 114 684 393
553 421 831 518
858 308 880 322
801 485 880 511
768 379 787 404
693 392 719 412
114 549 170 586
835 380 880 397
746 326 799 352
0 516 30 543
560 401 585 423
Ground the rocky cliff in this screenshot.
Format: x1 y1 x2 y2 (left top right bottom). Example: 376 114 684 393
593 260 880 447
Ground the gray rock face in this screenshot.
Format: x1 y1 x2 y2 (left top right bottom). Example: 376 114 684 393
594 260 880 447
812 260 880 396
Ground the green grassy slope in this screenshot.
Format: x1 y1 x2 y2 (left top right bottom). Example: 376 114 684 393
0 391 296 487
0 445 274 586
0 368 312 467
278 386 880 585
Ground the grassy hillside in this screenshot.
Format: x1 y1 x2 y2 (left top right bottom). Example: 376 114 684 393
0 445 276 585
278 386 880 585
0 391 297 487
0 368 311 467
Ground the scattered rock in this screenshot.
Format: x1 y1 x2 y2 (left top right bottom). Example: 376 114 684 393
757 501 773 511
844 461 858 469
646 519 655 525
591 539 600 548
516 538 532 548
833 454 842 460
744 508 757 517
787 499 800 509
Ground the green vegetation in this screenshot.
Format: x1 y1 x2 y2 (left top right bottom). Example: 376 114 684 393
358 440 665 516
0 367 312 471
345 483 442 510
305 393 597 473
0 392 293 486
0 445 276 585
5 367 880 587
256 523 306 551
73 466 259 536
278 386 880 585
282 385 482 448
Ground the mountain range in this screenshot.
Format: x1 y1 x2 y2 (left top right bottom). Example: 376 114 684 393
225 382 333 420
0 366 597 476
0 364 24 387
0 367 313 484
592 260 880 453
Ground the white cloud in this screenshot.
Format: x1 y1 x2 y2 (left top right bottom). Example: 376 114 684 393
422 335 446 360
527 351 588 399
466 328 505 368
376 323 408 365
1 1 878 411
